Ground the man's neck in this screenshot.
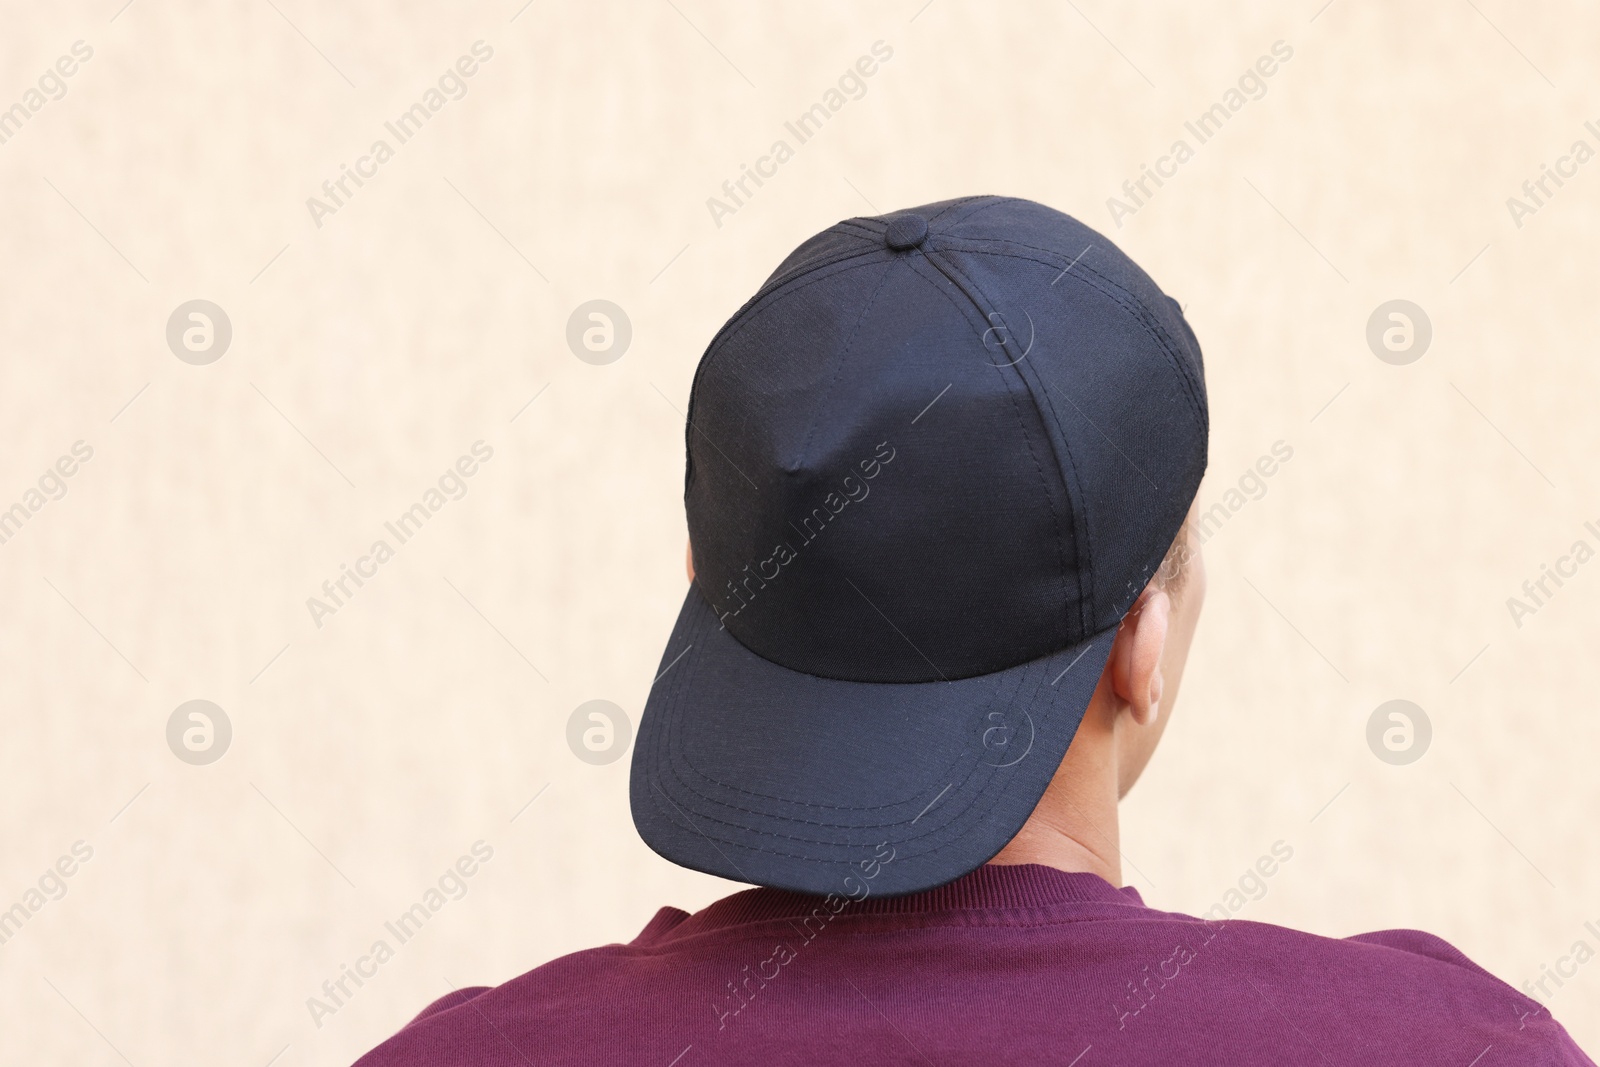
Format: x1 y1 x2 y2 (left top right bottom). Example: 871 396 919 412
986 706 1124 884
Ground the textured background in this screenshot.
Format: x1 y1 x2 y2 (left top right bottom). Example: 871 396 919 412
1 0 1597 1062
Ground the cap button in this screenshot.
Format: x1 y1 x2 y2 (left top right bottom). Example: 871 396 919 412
883 213 929 251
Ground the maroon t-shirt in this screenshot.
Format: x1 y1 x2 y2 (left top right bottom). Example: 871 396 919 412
353 864 1591 1066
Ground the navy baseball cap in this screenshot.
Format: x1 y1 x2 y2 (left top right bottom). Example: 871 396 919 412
631 195 1208 897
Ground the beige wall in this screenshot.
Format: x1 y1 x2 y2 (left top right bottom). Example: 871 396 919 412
1 0 1596 1061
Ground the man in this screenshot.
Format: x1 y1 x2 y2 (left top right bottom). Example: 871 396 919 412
355 197 1591 1064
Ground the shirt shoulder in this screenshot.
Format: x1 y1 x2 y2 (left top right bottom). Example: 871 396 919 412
1196 917 1589 1062
1344 926 1498 974
629 905 692 945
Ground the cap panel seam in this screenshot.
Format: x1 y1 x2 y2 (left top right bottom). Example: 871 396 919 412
760 227 882 290
796 256 898 471
835 220 887 241
967 243 1206 434
945 244 1203 626
699 254 888 367
684 254 888 497
945 240 1207 437
909 249 1092 639
927 194 1012 228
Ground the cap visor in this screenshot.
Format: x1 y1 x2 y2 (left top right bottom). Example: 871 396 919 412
630 587 1117 897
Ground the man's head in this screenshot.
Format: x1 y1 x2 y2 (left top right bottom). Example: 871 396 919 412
633 196 1209 896
1113 509 1206 796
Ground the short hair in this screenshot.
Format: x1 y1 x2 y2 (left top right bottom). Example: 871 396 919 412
1151 519 1195 602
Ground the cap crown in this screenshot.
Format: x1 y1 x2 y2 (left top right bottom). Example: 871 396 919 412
685 196 1207 683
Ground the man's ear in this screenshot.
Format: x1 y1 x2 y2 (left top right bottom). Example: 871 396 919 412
686 539 695 583
1110 586 1171 725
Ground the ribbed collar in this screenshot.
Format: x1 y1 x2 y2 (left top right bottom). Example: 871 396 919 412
683 864 1144 933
